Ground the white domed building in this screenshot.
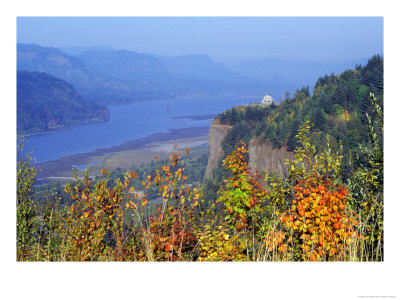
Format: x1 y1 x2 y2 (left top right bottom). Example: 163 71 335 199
260 94 274 106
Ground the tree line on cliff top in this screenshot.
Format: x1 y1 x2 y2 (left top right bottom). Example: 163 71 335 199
216 55 383 178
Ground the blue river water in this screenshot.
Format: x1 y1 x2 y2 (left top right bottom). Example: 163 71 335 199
23 94 260 163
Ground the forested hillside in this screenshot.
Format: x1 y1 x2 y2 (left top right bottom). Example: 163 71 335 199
17 71 109 134
214 55 383 179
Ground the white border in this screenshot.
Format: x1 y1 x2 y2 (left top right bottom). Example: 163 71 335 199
2 1 399 299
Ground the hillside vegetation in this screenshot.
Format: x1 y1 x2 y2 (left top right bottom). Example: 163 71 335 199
17 71 109 134
215 55 383 178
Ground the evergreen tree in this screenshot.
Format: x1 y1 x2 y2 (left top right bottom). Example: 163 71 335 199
361 55 383 93
310 107 327 131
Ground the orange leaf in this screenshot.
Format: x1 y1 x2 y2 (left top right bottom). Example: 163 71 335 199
297 202 303 211
185 148 190 155
101 168 108 175
174 144 177 149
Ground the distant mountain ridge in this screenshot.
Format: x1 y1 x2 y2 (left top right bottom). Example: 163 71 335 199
17 43 105 102
17 43 379 106
17 43 91 84
17 43 271 104
17 70 109 134
58 45 115 56
154 54 264 85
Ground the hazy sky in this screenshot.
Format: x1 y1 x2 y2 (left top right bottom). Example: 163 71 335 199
17 17 383 65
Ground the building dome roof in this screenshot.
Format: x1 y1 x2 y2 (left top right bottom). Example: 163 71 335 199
261 94 274 105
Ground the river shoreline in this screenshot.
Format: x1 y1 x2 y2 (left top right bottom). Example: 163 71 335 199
35 126 210 179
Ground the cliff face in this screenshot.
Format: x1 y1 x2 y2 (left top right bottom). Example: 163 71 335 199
204 119 232 179
205 120 294 180
92 107 110 122
248 139 294 178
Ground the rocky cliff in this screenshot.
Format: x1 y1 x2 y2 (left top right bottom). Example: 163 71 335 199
92 107 110 122
248 139 294 178
204 119 232 179
205 119 294 180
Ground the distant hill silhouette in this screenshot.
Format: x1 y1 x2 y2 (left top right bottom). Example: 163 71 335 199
17 44 270 104
17 70 109 134
17 43 378 105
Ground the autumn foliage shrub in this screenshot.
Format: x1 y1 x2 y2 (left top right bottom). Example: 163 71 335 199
16 136 37 260
347 93 384 261
281 174 358 261
279 121 361 261
62 168 130 261
196 223 247 261
217 141 267 231
136 147 200 261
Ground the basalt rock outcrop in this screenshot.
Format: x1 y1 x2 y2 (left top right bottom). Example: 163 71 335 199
205 119 293 180
204 119 232 179
248 139 294 178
